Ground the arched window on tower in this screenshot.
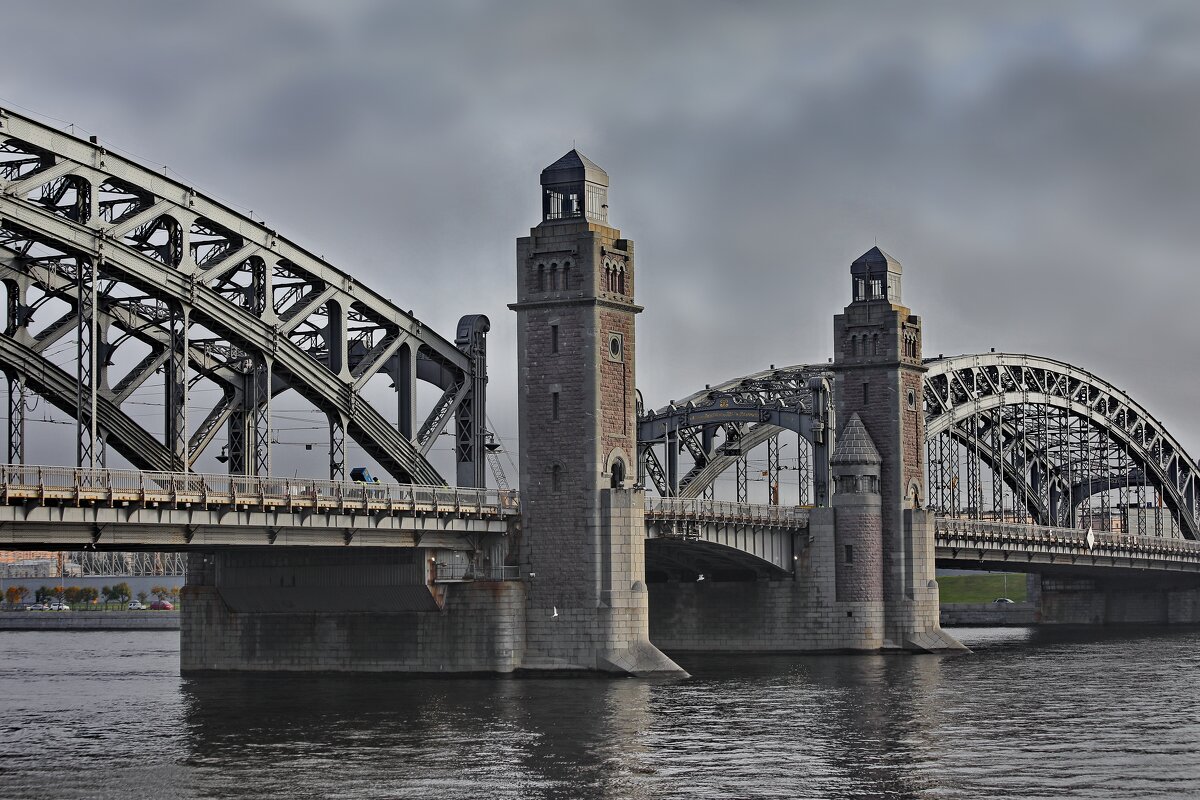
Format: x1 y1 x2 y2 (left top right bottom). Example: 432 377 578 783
552 464 562 492
873 334 880 356
536 264 545 292
617 265 626 295
610 458 625 488
562 263 570 291
550 262 558 291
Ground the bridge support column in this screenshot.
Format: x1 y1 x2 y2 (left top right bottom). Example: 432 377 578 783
328 413 346 481
76 254 103 469
252 357 272 476
7 373 23 465
165 304 188 471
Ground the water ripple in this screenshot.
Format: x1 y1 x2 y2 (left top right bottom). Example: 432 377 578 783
2 627 1200 798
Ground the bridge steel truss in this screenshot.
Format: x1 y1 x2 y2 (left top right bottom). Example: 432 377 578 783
647 354 1200 546
636 365 835 508
0 107 491 489
924 353 1199 541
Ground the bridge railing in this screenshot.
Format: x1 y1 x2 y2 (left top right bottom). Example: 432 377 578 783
934 516 1200 555
0 465 520 515
644 496 810 527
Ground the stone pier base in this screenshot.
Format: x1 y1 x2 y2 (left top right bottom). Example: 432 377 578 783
1036 574 1200 626
181 549 525 674
647 508 964 654
649 578 888 652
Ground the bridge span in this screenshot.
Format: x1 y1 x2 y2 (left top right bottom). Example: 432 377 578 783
0 465 516 551
4 105 1199 672
10 464 1200 580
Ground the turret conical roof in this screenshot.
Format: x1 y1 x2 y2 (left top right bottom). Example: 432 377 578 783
831 413 882 465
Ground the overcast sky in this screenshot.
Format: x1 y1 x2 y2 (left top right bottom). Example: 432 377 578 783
3 1 1199 478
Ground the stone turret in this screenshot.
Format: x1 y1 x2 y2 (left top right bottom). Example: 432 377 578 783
831 413 883 603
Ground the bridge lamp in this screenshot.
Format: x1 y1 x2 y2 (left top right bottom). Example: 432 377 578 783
215 446 229 465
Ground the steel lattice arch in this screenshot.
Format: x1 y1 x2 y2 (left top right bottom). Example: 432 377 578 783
639 354 1200 542
0 107 490 487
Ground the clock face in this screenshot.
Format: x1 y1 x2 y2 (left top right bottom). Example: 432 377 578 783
607 333 624 362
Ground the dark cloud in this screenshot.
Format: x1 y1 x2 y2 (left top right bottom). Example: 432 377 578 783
3 0 1200 469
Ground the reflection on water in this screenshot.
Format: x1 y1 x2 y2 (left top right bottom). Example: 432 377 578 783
2 627 1200 799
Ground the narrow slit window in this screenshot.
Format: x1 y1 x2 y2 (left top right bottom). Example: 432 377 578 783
551 324 559 353
552 391 560 421
845 544 854 564
862 383 869 403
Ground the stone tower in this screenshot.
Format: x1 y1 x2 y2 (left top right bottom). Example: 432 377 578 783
832 247 964 651
510 150 684 675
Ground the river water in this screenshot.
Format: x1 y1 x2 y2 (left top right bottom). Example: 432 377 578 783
1 627 1198 799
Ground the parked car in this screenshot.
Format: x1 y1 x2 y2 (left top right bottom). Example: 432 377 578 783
28 603 47 611
992 597 1015 604
48 602 70 611
149 600 174 610
127 601 146 611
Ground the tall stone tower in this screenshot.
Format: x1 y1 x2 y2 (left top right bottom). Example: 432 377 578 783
510 151 684 675
832 247 963 651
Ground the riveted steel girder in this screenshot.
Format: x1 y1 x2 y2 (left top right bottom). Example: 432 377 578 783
0 107 489 485
925 354 1199 540
649 354 1200 542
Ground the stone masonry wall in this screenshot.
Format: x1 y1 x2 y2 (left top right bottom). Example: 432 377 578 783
181 579 525 673
1036 576 1200 625
833 490 883 602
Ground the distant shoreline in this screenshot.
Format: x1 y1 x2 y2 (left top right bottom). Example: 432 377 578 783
0 611 180 631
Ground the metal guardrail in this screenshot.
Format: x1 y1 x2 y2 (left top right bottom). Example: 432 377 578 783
644 496 810 528
0 464 521 517
934 517 1200 557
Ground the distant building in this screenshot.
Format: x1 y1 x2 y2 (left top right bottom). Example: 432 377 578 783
0 559 55 579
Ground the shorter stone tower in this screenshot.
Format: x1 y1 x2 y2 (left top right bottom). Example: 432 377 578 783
831 414 884 605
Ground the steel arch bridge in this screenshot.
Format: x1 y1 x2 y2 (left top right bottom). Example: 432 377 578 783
0 107 490 487
639 353 1200 543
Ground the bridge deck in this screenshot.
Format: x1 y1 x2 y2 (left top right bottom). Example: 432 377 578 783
935 517 1200 574
0 466 518 550
644 497 809 573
